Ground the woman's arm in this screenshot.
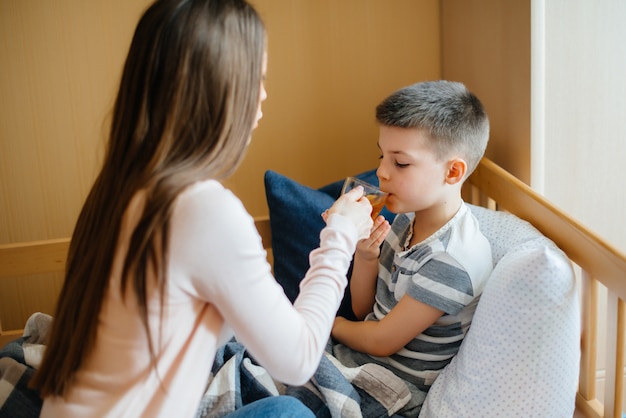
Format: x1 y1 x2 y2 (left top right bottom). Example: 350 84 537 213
173 182 371 385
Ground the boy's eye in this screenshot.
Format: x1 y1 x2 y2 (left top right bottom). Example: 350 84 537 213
379 154 409 167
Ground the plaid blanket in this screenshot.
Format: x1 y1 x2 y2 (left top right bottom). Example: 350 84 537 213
196 341 413 418
0 337 43 418
0 312 50 418
1 316 414 418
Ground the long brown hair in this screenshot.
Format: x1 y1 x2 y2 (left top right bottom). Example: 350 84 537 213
32 0 265 397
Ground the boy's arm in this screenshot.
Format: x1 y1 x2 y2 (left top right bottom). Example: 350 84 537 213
332 294 443 357
349 217 390 319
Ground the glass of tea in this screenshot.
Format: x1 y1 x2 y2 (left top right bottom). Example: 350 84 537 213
341 177 389 220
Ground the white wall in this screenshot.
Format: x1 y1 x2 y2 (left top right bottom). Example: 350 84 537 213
532 0 626 255
532 0 626 412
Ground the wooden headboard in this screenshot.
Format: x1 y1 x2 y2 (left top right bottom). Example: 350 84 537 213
464 159 626 418
1 157 625 417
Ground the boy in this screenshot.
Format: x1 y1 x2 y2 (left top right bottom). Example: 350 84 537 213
331 80 493 415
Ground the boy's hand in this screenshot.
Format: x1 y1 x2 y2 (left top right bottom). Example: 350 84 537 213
355 215 391 262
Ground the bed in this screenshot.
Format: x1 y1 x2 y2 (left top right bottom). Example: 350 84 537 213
1 157 625 417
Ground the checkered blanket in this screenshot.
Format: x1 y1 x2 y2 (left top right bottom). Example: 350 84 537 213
0 312 50 418
0 355 41 418
0 316 413 418
195 341 412 418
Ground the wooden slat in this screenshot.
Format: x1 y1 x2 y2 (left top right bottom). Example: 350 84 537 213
468 158 626 301
0 329 22 346
579 272 599 400
604 292 620 418
616 299 625 417
605 296 625 418
0 238 70 279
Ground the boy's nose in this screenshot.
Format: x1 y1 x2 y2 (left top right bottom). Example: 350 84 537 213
376 166 388 181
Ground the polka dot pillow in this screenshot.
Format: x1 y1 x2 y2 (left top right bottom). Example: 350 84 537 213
419 205 580 417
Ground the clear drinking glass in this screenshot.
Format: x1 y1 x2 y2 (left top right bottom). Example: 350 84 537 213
341 176 389 220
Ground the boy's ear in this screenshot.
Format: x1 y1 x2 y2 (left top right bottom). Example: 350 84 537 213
445 158 467 185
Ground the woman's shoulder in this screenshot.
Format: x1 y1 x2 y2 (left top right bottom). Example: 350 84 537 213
178 179 242 211
172 179 252 230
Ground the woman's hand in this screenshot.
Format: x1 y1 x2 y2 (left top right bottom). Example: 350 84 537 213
323 186 373 240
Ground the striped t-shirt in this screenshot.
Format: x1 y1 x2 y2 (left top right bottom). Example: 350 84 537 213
363 203 492 391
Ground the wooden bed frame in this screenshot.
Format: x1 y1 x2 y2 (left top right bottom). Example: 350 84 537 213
1 158 625 417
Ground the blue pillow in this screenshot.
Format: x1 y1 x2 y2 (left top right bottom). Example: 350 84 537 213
264 169 393 319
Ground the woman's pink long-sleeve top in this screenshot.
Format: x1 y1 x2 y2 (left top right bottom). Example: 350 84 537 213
41 179 358 417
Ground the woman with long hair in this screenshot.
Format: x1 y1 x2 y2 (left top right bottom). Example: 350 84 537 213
31 0 373 416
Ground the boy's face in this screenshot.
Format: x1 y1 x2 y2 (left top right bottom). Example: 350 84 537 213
376 125 451 215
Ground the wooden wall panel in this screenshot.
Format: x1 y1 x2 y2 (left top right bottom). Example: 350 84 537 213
0 0 440 330
0 0 152 330
0 0 152 243
441 0 531 183
230 0 441 215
